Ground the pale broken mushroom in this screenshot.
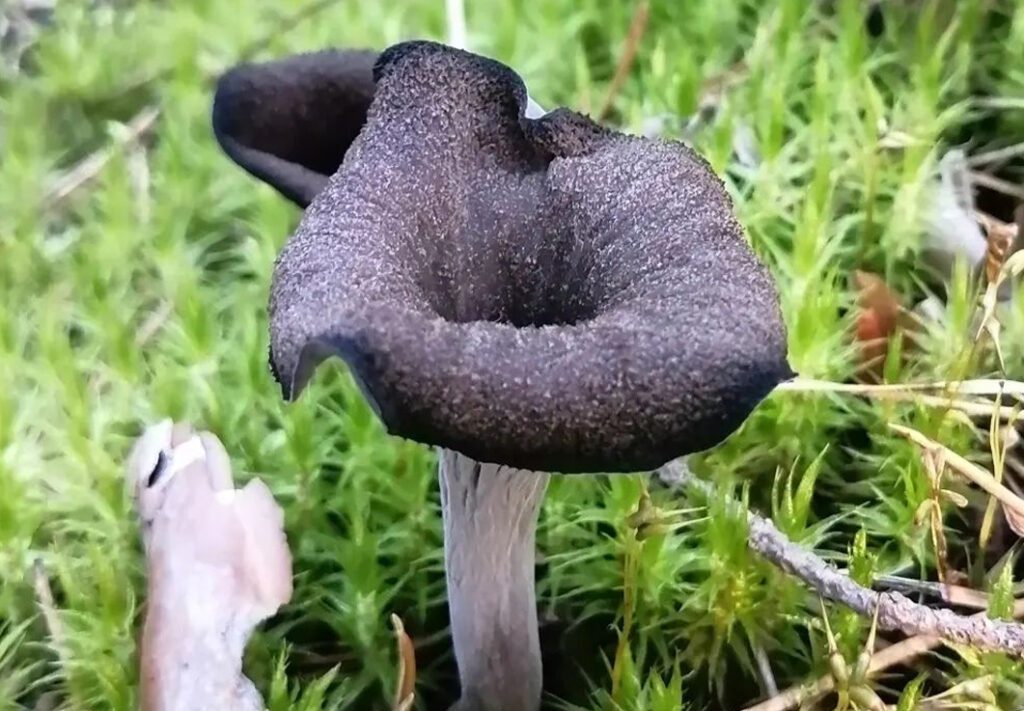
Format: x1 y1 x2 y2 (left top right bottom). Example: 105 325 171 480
127 420 293 711
212 41 791 711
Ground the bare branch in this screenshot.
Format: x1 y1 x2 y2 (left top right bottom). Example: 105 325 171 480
656 460 1024 656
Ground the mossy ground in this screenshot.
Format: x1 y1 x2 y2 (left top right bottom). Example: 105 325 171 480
2 1 1024 709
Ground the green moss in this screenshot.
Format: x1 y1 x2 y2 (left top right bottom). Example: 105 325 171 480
2 0 1024 708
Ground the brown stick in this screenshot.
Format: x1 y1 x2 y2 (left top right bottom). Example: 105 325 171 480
596 2 650 121
656 460 1024 656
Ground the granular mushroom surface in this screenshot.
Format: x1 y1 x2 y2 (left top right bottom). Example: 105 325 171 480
265 41 791 472
214 40 792 472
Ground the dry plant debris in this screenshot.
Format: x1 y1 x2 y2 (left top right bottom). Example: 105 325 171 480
127 421 293 711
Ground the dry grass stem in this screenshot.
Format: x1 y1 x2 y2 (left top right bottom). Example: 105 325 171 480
597 2 650 121
890 423 1024 520
969 170 1024 201
777 378 1024 397
44 106 160 207
391 614 417 711
30 560 70 669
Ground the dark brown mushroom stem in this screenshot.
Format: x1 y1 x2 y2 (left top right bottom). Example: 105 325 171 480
439 449 549 711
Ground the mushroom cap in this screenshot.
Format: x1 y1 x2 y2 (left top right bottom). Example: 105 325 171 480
212 48 377 207
213 40 793 473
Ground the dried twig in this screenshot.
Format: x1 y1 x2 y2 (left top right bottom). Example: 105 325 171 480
30 559 69 668
656 460 1024 656
970 170 1024 201
596 2 650 121
967 141 1024 168
44 106 160 207
889 423 1024 520
43 0 344 209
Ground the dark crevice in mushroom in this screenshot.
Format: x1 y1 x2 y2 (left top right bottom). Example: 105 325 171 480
146 450 168 488
213 39 793 711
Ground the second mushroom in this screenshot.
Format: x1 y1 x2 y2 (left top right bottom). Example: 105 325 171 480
213 40 791 711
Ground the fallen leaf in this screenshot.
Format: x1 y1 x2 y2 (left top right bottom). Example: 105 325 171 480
853 271 921 381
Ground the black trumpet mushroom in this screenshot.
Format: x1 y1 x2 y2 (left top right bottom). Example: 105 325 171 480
213 40 791 711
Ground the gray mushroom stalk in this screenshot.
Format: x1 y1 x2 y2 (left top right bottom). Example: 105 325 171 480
212 40 792 711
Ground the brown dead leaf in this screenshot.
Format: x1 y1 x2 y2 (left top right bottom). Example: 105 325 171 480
853 271 922 382
855 271 901 334
978 213 1020 285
